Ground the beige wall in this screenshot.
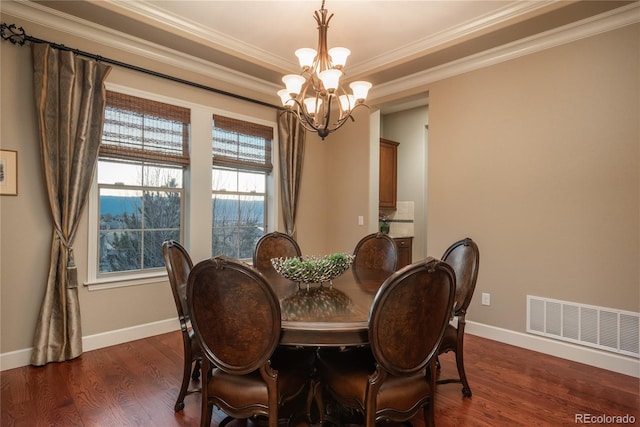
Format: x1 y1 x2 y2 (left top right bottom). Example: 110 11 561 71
427 23 639 330
1 9 638 361
0 14 279 354
295 107 372 256
1 28 50 354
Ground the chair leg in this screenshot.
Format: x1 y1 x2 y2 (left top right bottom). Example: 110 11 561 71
175 351 192 411
426 360 436 427
455 348 472 397
192 358 201 380
312 379 326 424
268 408 279 427
424 403 434 427
201 400 214 427
201 361 214 427
365 408 376 427
304 378 318 423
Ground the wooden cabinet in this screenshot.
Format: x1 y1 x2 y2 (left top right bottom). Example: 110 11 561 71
379 138 399 210
394 237 413 269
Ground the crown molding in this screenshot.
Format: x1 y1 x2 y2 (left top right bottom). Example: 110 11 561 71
102 0 554 76
2 1 637 106
1 0 281 98
370 2 640 103
105 0 295 71
349 0 556 76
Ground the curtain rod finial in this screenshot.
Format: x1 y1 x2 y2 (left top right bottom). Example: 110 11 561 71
1 23 27 46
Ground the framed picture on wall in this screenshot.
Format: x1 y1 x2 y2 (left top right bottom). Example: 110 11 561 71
0 150 18 196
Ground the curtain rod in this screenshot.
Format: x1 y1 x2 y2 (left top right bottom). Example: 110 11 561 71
1 23 281 110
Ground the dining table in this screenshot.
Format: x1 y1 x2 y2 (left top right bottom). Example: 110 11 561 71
262 265 394 348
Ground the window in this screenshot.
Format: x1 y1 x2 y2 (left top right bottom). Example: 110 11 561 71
87 89 277 288
212 114 273 259
97 91 189 276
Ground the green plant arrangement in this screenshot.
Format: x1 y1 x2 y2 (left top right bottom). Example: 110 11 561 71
379 212 390 234
271 253 355 289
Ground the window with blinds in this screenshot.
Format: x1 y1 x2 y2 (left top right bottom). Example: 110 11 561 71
211 114 273 259
96 91 189 275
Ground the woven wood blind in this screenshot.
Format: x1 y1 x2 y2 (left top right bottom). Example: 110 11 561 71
101 91 190 166
212 114 273 172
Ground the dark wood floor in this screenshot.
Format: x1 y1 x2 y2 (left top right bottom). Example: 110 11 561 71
2 331 638 427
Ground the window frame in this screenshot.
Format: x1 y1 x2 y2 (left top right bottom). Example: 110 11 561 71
211 166 268 261
86 84 279 290
87 87 189 289
211 114 273 261
96 161 186 276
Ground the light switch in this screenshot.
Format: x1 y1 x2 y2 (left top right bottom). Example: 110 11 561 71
481 293 491 306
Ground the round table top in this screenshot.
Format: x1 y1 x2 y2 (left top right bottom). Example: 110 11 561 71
264 266 393 347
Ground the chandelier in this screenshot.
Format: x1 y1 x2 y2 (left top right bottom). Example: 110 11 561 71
277 1 372 140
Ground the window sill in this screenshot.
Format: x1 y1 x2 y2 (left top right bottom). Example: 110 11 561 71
84 272 167 291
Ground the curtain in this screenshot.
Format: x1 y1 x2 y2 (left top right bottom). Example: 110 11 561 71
277 111 306 237
31 44 112 366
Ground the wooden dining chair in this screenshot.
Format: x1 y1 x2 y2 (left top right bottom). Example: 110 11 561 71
162 240 202 412
187 256 314 427
253 231 302 278
317 257 456 427
436 237 480 397
352 232 398 273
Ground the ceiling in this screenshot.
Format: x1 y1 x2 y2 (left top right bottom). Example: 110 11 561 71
19 0 635 109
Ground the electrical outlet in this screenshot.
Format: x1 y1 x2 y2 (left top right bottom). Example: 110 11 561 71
481 293 491 306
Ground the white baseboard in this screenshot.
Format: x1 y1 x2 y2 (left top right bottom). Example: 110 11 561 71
3 319 638 378
0 318 180 371
466 321 640 378
82 318 180 352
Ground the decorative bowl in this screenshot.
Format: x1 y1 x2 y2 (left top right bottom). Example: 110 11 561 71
271 253 355 287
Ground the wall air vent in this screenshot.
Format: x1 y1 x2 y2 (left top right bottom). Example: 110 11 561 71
527 295 639 358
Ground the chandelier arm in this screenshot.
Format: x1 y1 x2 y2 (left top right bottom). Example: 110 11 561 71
285 106 364 139
282 97 325 134
328 103 371 132
350 102 370 117
324 113 353 136
322 93 334 133
334 84 351 120
287 109 326 135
